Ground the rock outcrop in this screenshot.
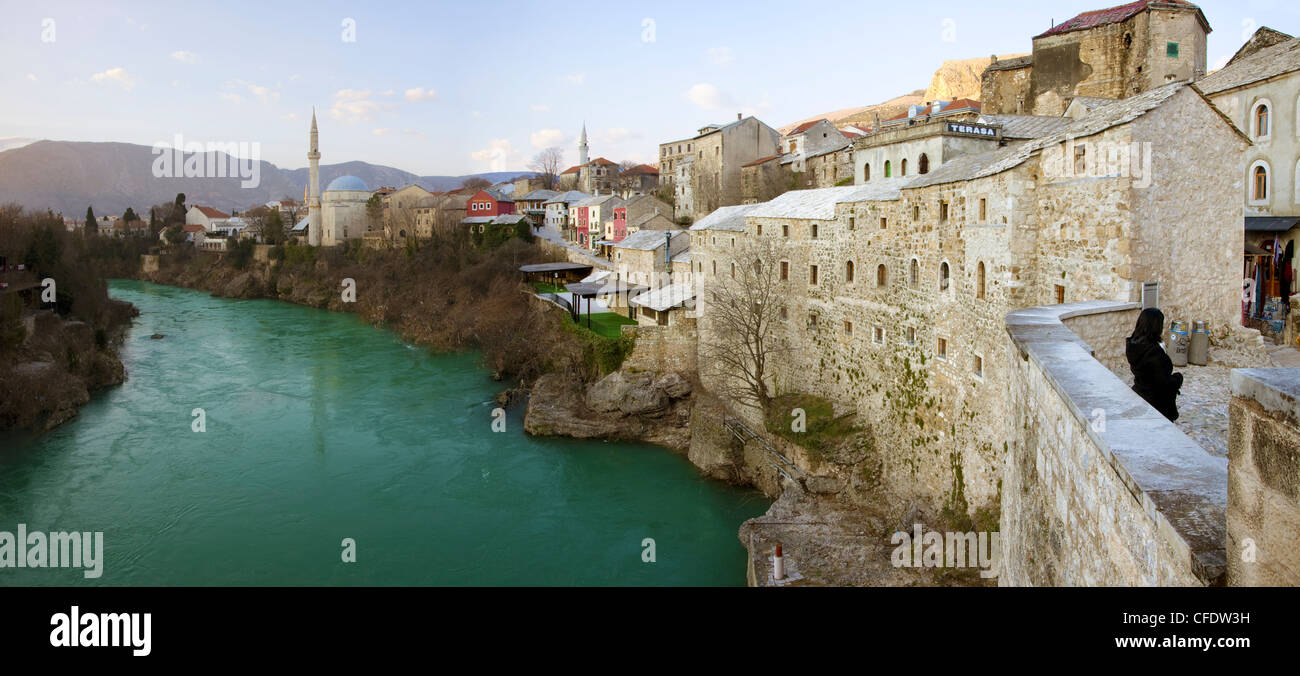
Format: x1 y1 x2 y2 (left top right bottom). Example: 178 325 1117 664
525 370 695 451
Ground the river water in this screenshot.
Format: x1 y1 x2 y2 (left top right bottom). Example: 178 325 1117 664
0 280 766 586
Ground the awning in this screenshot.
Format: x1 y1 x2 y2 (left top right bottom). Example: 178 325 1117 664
1245 243 1270 256
1245 216 1299 232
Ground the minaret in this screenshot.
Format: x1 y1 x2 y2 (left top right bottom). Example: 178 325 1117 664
578 122 590 193
307 108 322 246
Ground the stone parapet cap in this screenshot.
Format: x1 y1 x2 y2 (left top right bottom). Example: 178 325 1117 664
1231 368 1300 426
1006 300 1227 584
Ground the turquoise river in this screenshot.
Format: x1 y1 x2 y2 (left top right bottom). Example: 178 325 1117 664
0 280 767 586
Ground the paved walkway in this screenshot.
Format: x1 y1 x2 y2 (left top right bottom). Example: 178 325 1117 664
1266 343 1300 367
534 225 612 270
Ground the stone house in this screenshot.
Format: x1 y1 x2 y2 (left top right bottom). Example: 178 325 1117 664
741 156 788 204
185 205 229 231
611 228 689 289
981 0 1210 116
618 164 660 197
658 115 781 222
542 190 588 236
692 82 1247 518
515 189 560 227
1196 28 1300 305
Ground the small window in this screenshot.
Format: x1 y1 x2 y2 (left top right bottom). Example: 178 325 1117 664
712 260 716 275
1074 145 1087 174
779 307 788 321
730 262 735 278
782 224 790 237
937 337 948 360
811 224 819 239
909 259 919 289
979 198 987 221
901 159 908 176
912 205 920 221
849 216 855 230
874 326 884 344
846 260 855 283
864 164 870 181
906 326 916 345
880 216 887 230
1166 41 1179 58
939 202 948 223
808 313 819 328
1055 284 1066 304
876 264 887 288
885 161 892 178
1253 165 1269 200
757 223 763 235
977 261 986 300
919 154 930 175
810 265 819 285
974 354 984 378
940 262 950 291
780 261 789 281
844 320 853 336
1255 104 1271 138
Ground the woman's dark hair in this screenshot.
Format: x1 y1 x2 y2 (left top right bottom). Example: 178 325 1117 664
1130 307 1165 343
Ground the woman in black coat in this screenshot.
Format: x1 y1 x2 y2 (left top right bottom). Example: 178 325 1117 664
1126 308 1183 421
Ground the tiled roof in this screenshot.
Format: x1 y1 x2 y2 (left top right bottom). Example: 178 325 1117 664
689 204 762 232
629 211 673 229
629 282 695 312
543 190 589 205
986 55 1033 71
787 120 827 136
749 179 912 219
519 189 561 201
561 165 581 175
1035 0 1207 39
193 205 229 219
621 164 659 176
1195 36 1300 95
977 114 1074 139
613 229 684 250
742 155 781 168
589 157 618 166
911 82 1190 189
1068 96 1120 113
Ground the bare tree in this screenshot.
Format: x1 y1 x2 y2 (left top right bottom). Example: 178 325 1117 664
699 238 792 410
461 177 492 191
530 147 564 190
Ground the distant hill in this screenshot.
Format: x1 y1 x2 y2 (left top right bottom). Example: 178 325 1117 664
0 137 38 153
778 54 1027 134
0 140 533 217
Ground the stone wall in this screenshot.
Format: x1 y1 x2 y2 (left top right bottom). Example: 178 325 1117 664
1003 301 1227 586
622 319 698 375
1061 304 1140 375
1227 368 1300 585
140 254 160 274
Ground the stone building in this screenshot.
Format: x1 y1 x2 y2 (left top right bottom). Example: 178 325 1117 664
658 115 781 222
981 0 1210 116
691 82 1247 518
1196 29 1300 306
741 155 787 204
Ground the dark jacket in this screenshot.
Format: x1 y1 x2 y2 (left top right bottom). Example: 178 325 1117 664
1126 337 1182 421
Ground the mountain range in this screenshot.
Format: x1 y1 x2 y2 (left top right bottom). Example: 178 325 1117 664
0 140 533 218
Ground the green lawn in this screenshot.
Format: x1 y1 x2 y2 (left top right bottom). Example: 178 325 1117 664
576 312 636 339
532 281 567 294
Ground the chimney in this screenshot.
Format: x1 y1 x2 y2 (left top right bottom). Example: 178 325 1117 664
737 113 742 121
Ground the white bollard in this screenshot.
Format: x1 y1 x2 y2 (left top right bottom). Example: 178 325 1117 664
773 543 785 581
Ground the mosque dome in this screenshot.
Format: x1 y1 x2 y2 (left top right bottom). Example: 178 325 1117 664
325 175 369 192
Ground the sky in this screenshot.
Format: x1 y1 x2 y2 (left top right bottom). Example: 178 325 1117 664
2 0 1297 177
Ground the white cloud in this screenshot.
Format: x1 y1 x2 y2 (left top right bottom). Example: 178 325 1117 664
380 89 394 96
706 47 734 66
531 104 550 112
1211 53 1231 71
404 87 437 102
373 128 393 136
91 67 135 91
684 83 730 110
530 128 568 149
330 88 386 123
170 50 198 64
238 80 279 104
282 113 301 121
471 138 522 171
564 73 586 85
219 92 242 104
26 73 37 82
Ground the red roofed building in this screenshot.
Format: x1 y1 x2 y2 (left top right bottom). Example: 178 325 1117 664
982 0 1210 116
617 164 660 197
185 205 230 231
466 188 515 218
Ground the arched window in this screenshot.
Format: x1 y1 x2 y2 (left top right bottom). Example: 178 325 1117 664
1252 163 1270 202
1254 102 1271 138
900 159 908 176
918 153 930 174
976 261 986 300
876 264 887 288
940 262 950 291
884 161 891 178
864 163 870 181
845 260 855 283
909 259 919 289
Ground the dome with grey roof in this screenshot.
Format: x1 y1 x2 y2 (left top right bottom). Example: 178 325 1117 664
325 175 369 192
